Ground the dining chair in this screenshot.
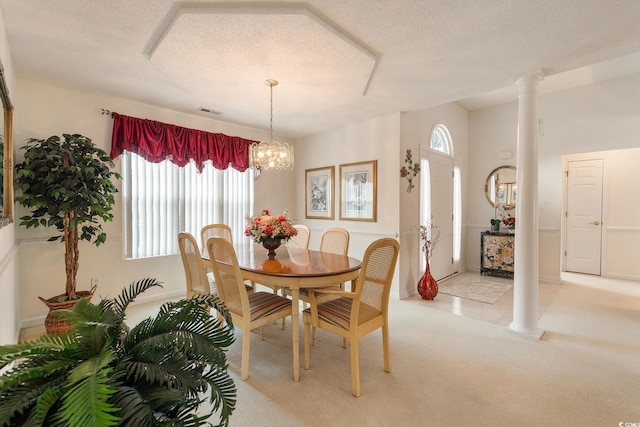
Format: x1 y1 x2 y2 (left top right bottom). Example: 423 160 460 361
178 231 214 299
293 226 350 343
287 224 311 250
201 223 255 294
302 237 399 397
207 236 293 381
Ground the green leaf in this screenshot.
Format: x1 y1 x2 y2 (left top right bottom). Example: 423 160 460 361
60 351 120 426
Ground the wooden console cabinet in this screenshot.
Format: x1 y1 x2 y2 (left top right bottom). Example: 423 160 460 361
480 231 515 278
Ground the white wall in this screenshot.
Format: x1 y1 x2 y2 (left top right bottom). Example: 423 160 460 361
468 73 640 282
293 114 402 292
14 79 282 328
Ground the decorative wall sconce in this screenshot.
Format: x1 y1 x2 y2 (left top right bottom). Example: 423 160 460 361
400 149 420 193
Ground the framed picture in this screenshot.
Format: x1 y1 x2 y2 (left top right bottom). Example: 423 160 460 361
305 166 334 219
339 160 377 222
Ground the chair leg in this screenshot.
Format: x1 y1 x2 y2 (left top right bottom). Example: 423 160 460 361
241 328 251 381
303 318 311 370
350 336 360 397
382 322 391 373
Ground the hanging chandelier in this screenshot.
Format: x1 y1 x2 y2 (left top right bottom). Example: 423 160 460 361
249 79 294 171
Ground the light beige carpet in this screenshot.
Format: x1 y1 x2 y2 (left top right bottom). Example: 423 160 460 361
438 278 512 304
111 274 639 426
199 275 640 426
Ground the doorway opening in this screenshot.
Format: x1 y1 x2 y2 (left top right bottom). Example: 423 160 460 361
420 123 461 281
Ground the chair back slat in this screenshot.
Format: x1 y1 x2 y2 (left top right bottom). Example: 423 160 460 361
201 223 233 250
288 224 311 249
356 239 399 312
319 227 349 255
207 236 249 316
178 232 211 298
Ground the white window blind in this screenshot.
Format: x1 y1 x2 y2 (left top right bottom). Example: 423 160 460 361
122 151 254 259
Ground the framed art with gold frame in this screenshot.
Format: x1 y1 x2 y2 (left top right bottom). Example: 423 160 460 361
339 160 377 222
305 166 334 219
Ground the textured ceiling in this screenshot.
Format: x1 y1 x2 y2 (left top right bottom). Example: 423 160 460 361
1 0 639 139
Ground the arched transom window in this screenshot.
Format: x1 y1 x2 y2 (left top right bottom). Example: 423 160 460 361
430 124 453 156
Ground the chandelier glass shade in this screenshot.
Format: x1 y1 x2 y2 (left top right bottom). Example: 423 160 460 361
249 79 294 171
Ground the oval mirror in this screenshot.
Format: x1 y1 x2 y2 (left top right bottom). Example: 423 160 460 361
485 166 516 209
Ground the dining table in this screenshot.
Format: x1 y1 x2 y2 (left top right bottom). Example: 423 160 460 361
213 243 362 381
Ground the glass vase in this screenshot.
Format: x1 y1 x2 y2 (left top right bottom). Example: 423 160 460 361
262 239 282 259
417 257 438 300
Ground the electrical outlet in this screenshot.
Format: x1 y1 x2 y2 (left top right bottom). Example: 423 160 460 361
91 277 100 288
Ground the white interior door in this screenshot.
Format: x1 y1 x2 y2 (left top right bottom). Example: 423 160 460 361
426 152 454 281
565 159 603 275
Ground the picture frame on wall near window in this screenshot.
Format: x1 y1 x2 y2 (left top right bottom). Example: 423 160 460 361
339 160 377 222
305 166 334 219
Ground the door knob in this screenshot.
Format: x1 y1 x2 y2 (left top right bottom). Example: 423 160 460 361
590 220 600 225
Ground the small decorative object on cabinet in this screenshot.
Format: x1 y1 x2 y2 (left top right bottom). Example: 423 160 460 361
481 231 515 278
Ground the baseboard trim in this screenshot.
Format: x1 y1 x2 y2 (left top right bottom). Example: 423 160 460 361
19 289 185 330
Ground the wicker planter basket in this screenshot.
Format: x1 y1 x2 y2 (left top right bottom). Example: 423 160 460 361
38 286 96 335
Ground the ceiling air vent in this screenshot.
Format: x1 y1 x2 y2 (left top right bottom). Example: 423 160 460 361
199 107 222 115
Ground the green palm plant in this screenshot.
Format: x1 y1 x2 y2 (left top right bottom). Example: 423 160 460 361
0 278 237 427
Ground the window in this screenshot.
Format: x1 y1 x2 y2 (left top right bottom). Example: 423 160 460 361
122 152 253 259
430 124 453 155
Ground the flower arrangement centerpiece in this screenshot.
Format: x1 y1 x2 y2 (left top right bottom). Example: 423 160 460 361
502 213 515 229
245 209 297 258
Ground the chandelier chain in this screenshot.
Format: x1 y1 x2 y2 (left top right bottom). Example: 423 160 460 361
269 83 274 143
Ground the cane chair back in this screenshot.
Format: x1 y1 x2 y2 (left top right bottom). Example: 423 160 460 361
200 223 233 250
207 237 292 380
319 227 349 255
303 238 399 397
287 224 311 250
178 231 213 298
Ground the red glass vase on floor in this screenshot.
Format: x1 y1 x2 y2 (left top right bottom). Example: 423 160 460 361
417 258 438 300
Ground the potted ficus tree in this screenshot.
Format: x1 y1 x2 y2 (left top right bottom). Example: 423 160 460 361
14 133 120 333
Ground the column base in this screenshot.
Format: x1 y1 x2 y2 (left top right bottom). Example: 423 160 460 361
508 322 545 340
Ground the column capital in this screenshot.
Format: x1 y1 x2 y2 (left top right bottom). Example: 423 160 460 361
514 72 544 92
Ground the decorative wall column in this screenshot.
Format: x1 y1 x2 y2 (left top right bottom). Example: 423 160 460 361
510 72 544 339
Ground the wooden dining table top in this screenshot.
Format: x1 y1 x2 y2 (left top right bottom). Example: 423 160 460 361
230 243 362 279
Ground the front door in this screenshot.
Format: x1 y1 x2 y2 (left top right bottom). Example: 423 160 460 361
428 151 454 281
565 159 603 275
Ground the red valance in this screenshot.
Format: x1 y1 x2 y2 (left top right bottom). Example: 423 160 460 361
110 112 257 172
